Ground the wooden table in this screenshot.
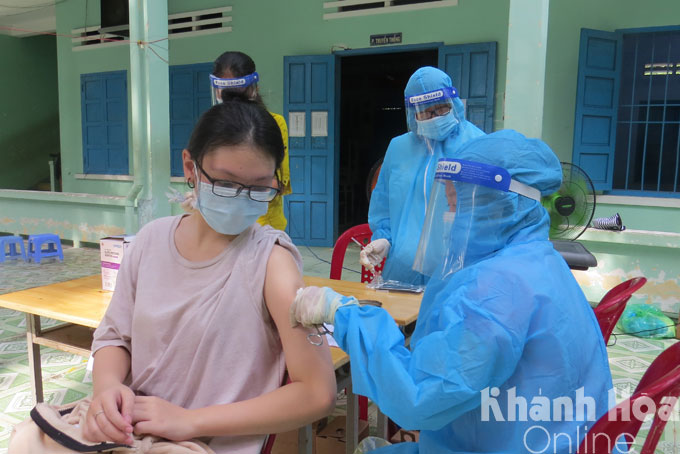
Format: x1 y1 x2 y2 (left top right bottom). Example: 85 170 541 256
303 276 422 326
0 274 422 454
0 275 108 401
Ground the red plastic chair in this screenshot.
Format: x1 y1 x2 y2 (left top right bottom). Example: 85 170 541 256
330 224 385 422
260 434 275 454
634 337 680 394
577 342 680 454
593 277 647 344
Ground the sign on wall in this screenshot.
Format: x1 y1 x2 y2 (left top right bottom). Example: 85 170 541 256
370 32 402 46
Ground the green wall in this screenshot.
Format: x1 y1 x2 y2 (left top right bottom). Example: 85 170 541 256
575 232 680 316
542 0 680 317
0 190 128 243
0 34 59 190
543 0 680 233
56 0 510 196
168 0 509 119
543 0 680 162
56 0 130 195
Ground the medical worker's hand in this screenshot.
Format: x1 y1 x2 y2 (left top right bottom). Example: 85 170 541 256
359 239 390 274
290 286 359 327
83 383 135 445
132 396 195 441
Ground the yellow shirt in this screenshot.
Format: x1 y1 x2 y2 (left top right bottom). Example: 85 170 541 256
257 112 291 230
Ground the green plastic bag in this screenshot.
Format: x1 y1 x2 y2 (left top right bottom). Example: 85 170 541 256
617 304 676 339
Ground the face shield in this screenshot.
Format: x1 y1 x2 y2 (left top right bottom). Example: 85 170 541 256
413 158 542 278
210 72 259 105
405 87 461 147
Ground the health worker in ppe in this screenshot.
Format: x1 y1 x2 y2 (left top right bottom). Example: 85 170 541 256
211 51 292 231
362 66 484 286
291 130 614 454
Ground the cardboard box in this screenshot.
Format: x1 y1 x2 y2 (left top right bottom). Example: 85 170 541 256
271 421 320 454
100 235 134 291
390 429 420 444
271 417 368 454
316 416 369 454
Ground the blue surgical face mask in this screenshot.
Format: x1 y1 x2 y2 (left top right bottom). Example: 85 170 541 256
194 170 268 235
416 111 459 141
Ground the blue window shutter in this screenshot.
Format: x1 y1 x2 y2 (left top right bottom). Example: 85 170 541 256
438 42 497 133
81 71 128 175
169 63 212 176
284 55 337 247
195 66 213 117
170 67 194 176
573 29 622 191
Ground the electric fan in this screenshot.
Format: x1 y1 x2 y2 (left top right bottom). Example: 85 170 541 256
542 162 598 270
542 162 596 241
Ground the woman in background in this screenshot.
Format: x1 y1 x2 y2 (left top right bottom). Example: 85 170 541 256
211 51 292 231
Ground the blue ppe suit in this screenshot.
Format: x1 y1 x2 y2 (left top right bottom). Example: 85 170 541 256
369 67 485 285
334 131 614 453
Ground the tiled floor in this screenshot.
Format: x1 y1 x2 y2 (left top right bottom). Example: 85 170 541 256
298 242 362 282
607 333 680 453
0 243 677 453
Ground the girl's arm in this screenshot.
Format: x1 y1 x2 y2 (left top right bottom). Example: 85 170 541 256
85 231 142 444
132 245 336 440
83 346 135 444
92 345 131 396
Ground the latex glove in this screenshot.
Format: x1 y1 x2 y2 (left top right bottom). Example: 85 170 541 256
290 286 359 327
359 238 390 274
165 187 197 214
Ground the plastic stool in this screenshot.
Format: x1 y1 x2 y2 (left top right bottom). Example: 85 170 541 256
27 234 64 263
0 236 27 263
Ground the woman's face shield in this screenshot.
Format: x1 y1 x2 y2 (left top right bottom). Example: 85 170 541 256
210 72 259 105
413 158 542 279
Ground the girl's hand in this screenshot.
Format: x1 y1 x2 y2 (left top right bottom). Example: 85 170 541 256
83 383 135 445
132 396 196 441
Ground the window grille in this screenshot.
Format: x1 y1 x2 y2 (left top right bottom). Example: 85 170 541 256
323 0 456 19
614 31 680 194
71 6 232 50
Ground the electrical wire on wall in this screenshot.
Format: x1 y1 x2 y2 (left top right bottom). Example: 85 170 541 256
0 0 67 8
0 23 169 65
0 0 67 17
0 24 167 46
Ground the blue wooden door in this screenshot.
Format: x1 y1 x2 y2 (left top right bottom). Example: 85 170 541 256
573 29 622 190
284 55 338 247
169 63 212 176
81 71 128 174
438 43 497 133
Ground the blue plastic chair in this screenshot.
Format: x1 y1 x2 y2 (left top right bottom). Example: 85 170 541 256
0 236 27 262
27 234 64 263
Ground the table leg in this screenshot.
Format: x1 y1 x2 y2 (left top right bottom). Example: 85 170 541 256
297 424 313 454
346 381 358 454
376 410 389 440
26 314 44 404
